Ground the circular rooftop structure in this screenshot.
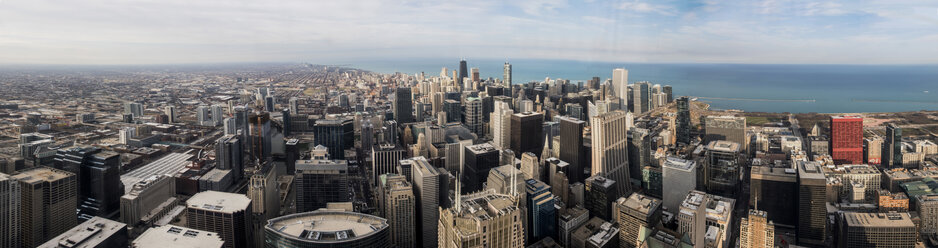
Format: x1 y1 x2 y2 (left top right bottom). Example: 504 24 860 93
265 210 390 248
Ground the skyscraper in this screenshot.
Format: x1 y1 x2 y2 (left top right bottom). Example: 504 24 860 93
407 156 449 248
294 155 350 212
662 156 697 213
883 123 902 168
212 104 225 126
186 191 253 248
704 115 747 151
676 97 691 144
393 87 414 124
464 97 483 135
491 101 513 150
614 193 662 248
830 116 863 165
613 68 628 107
55 146 124 221
215 135 243 181
585 175 617 221
749 166 797 227
525 179 556 243
0 173 19 248
197 105 211 126
164 105 176 123
797 161 827 246
120 175 177 232
632 82 650 114
511 112 544 158
372 143 405 185
383 175 415 248
704 141 740 197
740 210 774 248
838 212 916 248
265 210 390 248
591 110 631 195
124 102 143 119
313 118 354 160
504 62 512 87
12 167 78 248
439 189 525 248
458 59 468 91
462 143 500 193
559 116 586 184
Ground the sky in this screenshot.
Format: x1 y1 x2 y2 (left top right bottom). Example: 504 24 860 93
0 0 937 65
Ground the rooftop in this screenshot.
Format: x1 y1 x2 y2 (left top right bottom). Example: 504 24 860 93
619 193 662 216
121 152 193 193
37 217 126 248
843 212 914 228
186 190 251 213
11 166 74 184
132 224 224 248
707 140 740 153
265 210 388 243
663 156 696 171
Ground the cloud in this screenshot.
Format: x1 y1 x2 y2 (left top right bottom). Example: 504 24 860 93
513 0 568 16
618 1 676 16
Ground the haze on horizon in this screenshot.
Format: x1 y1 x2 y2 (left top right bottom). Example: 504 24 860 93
1 0 937 65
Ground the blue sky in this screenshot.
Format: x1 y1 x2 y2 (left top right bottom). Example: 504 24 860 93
0 0 936 64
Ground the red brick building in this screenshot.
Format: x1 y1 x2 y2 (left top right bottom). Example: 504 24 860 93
830 116 863 165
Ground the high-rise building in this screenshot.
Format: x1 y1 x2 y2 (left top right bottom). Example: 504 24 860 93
186 191 253 248
439 189 525 248
661 156 696 213
883 123 903 168
372 143 405 185
407 156 449 248
124 102 144 119
704 141 741 197
265 210 390 248
916 194 938 234
463 143 500 193
197 105 211 126
632 82 650 114
662 85 673 103
470 67 480 82
520 152 540 181
382 175 415 248
164 105 176 123
614 193 662 248
485 164 526 197
704 115 747 152
613 68 628 107
54 146 124 221
676 97 691 144
585 175 617 221
504 62 512 87
120 175 177 232
491 101 513 150
393 87 414 124
37 216 128 248
740 210 774 248
511 112 544 158
12 167 78 248
223 117 237 135
558 206 589 247
591 111 631 195
677 190 735 248
629 127 651 184
1 173 19 248
212 104 225 126
559 116 586 184
313 118 353 160
749 166 797 227
458 59 468 91
830 116 864 165
838 212 916 248
247 162 280 248
797 161 828 246
526 179 556 243
464 97 483 135
119 126 135 145
294 155 349 212
215 135 243 181
133 225 225 248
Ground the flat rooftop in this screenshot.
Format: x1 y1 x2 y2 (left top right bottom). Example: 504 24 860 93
37 216 126 248
266 210 388 243
843 212 914 228
121 152 193 193
186 190 251 214
620 193 661 216
132 224 224 248
11 166 73 184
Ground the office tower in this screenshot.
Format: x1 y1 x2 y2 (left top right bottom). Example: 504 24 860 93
615 193 662 248
383 175 415 247
704 141 740 197
215 135 243 181
486 164 526 196
585 175 617 220
186 191 252 248
864 137 882 165
884 123 902 168
838 212 916 248
312 118 353 160
12 167 78 248
676 97 691 144
372 143 405 185
119 126 135 144
407 156 449 248
294 156 350 212
458 59 468 90
591 111 632 195
629 128 651 184
54 146 123 221
677 190 734 248
223 117 237 135
570 217 619 248
264 95 274 112
704 115 747 151
511 112 544 158
247 162 280 248
797 161 827 246
120 175 177 232
613 68 628 106
37 216 128 248
830 116 864 165
470 67 480 82
439 189 524 248
521 152 540 181
266 210 390 248
393 87 414 124
504 62 512 87
558 206 589 247
491 101 513 150
463 143 499 193
197 105 211 126
212 104 225 126
162 106 175 123
526 179 556 243
662 85 673 103
559 116 586 184
443 99 462 123
917 194 938 234
662 157 696 213
749 166 797 227
632 82 650 114
288 97 299 115
1 173 19 248
740 210 774 248
124 102 143 118
133 225 225 248
464 97 483 135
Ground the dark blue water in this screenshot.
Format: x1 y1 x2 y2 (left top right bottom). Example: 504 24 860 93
340 58 938 113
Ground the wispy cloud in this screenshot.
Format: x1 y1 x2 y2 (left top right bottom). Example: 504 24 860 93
617 0 676 16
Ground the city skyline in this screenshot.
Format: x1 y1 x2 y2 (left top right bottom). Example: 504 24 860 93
1 0 937 64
